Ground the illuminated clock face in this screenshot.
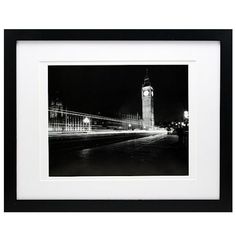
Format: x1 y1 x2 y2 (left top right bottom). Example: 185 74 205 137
143 90 149 96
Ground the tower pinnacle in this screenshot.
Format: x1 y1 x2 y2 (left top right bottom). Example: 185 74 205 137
143 68 151 87
145 68 149 78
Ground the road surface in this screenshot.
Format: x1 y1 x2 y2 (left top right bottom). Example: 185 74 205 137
49 133 188 176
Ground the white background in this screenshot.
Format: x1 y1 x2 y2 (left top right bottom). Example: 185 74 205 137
0 0 235 236
17 41 220 200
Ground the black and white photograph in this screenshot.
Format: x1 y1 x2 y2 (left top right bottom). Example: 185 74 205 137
48 65 189 176
4 28 232 214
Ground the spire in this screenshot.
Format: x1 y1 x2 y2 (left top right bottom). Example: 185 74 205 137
143 68 151 87
145 68 149 79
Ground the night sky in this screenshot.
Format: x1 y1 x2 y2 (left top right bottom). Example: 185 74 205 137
48 65 188 123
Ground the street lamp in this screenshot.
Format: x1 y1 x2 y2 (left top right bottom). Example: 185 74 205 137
83 117 90 124
184 111 189 119
83 117 90 131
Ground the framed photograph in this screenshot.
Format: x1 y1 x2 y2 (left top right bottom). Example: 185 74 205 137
4 30 232 212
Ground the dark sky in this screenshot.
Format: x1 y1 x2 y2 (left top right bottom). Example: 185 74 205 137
48 65 188 122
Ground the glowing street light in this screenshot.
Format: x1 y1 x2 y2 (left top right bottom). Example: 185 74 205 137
184 111 189 119
83 117 90 124
128 124 132 128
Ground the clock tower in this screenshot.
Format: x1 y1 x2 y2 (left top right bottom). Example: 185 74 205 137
142 69 154 129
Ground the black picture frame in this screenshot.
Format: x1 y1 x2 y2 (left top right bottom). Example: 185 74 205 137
4 29 232 212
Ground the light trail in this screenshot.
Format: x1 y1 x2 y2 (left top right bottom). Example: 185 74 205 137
49 108 142 126
49 129 167 137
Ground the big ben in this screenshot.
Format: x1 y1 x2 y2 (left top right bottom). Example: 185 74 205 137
142 69 154 129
